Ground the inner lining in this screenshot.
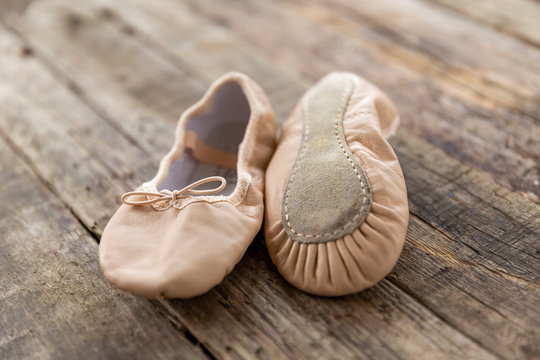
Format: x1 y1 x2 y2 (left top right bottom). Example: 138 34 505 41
157 81 250 195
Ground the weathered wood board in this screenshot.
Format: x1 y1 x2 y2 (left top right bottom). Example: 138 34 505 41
0 136 205 359
182 0 540 203
1 0 539 358
428 0 540 47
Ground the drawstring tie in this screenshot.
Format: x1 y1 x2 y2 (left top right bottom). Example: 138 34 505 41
121 176 227 206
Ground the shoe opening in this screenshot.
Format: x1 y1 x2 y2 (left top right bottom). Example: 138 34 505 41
157 80 251 196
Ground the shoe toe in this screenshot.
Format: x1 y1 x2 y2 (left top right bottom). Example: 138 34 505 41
100 201 258 298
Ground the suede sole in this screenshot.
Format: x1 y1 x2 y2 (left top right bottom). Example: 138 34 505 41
280 73 372 244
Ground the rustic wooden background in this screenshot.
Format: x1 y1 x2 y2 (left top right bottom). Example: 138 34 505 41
1 0 539 359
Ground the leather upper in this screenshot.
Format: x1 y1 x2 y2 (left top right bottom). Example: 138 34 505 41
99 72 276 298
264 72 409 296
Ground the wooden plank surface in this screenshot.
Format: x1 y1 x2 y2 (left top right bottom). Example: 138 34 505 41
0 132 205 359
428 0 540 47
1 0 539 359
181 0 540 203
3 2 499 358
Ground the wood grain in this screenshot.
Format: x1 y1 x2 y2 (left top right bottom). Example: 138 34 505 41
0 137 205 359
393 133 540 358
0 26 159 234
428 0 540 47
1 0 539 358
181 0 540 203
10 0 206 156
2 4 501 358
0 0 32 19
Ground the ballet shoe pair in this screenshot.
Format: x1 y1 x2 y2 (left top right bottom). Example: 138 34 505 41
99 71 409 298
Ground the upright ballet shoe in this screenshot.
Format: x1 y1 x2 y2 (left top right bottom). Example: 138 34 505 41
99 72 276 298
